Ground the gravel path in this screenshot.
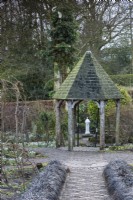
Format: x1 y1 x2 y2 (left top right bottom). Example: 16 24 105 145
32 147 133 200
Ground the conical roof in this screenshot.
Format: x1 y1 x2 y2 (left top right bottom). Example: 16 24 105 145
53 51 121 100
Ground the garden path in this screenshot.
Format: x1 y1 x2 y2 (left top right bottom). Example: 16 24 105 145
33 147 133 200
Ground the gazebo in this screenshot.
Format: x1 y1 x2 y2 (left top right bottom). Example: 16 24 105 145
53 51 121 150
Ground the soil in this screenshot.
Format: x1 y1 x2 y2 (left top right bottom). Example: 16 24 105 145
0 152 47 200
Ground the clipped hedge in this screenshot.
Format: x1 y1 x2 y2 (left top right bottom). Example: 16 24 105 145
103 160 133 200
110 74 133 86
18 160 68 200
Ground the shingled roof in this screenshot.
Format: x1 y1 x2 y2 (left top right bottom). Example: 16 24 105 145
53 51 121 100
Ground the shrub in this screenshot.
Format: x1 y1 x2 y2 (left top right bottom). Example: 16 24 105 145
87 86 133 144
19 160 68 200
32 111 55 143
110 74 133 87
103 160 133 199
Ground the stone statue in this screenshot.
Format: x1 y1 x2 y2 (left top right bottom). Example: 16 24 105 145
85 117 90 134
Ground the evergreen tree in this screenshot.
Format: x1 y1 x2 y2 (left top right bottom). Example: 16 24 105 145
50 4 78 90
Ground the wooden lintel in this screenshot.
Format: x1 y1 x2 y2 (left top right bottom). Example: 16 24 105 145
94 101 100 108
71 100 81 108
56 100 63 108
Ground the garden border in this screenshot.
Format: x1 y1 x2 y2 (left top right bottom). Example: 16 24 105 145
18 160 68 200
103 159 133 200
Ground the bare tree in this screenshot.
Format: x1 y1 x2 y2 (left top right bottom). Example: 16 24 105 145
78 1 132 57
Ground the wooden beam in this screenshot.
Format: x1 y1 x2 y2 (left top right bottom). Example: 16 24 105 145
100 100 105 150
115 99 120 145
73 106 76 147
55 100 63 148
72 101 80 147
67 100 74 151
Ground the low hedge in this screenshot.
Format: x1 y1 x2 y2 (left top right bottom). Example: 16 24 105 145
18 160 68 200
110 74 133 86
103 160 133 200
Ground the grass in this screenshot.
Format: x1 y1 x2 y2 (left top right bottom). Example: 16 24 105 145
105 143 133 151
25 141 56 148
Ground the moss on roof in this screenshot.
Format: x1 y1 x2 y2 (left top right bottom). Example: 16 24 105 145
53 51 121 100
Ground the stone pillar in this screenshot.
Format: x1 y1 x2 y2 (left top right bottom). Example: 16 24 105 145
67 100 74 151
100 100 105 150
55 100 63 148
115 99 120 145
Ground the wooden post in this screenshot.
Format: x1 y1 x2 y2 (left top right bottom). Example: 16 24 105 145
77 104 80 147
100 100 105 150
67 100 73 151
73 105 77 147
72 101 80 147
115 99 120 145
55 100 63 148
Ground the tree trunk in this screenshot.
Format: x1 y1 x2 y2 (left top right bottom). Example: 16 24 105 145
54 62 62 91
129 3 133 76
1 81 6 141
15 91 19 144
